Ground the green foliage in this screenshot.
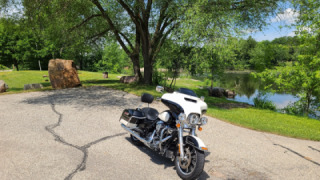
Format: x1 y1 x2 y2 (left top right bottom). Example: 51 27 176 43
282 101 307 117
93 42 130 73
253 95 276 111
0 64 9 70
255 33 320 116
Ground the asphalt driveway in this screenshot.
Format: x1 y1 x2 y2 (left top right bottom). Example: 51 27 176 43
0 87 319 180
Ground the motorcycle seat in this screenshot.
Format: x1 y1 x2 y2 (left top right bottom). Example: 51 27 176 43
141 107 159 121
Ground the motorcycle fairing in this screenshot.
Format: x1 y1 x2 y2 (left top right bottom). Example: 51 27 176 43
161 92 207 117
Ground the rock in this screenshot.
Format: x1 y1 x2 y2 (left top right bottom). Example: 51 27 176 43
0 80 9 93
24 84 43 90
48 59 81 89
225 89 236 97
208 87 236 98
208 87 226 97
119 76 137 84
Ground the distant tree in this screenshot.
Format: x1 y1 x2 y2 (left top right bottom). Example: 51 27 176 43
94 41 130 73
255 34 320 116
0 18 38 70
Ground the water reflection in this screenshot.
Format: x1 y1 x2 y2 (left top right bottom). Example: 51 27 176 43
219 73 299 108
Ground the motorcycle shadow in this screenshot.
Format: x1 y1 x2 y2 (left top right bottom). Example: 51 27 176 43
125 137 211 180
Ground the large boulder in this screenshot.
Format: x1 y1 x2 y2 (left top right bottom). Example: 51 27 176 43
0 80 9 93
24 84 43 90
208 87 226 97
224 89 236 98
120 76 138 84
208 87 236 98
48 59 81 89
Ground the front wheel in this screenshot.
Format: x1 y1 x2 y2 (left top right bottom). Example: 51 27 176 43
175 145 205 180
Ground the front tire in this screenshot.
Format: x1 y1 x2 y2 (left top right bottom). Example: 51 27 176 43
175 145 205 180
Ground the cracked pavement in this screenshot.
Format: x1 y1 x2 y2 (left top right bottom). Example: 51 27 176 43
0 87 319 180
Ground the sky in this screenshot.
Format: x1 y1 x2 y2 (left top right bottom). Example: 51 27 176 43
244 4 300 42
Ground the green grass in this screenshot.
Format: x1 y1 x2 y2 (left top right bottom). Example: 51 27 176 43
1 70 320 141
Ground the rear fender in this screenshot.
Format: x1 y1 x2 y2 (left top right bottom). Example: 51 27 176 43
183 135 208 152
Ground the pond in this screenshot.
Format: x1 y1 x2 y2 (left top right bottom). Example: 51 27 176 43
217 72 299 108
216 72 320 118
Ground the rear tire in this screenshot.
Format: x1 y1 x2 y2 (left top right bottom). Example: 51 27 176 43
175 145 205 180
130 134 144 146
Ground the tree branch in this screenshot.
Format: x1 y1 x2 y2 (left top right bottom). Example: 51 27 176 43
68 14 102 32
117 0 140 25
151 22 179 62
87 28 110 40
119 32 134 51
90 0 131 55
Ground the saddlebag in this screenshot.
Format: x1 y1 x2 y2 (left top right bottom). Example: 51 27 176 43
119 109 145 128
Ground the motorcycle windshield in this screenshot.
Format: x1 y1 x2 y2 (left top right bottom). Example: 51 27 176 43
161 99 184 115
177 88 198 97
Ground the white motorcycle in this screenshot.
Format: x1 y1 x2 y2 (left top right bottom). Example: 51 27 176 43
120 87 208 180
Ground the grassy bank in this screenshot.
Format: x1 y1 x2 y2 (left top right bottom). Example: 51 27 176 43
1 70 320 141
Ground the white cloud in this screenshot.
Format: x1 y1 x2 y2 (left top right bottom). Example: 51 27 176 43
270 8 299 25
241 28 258 34
287 31 296 37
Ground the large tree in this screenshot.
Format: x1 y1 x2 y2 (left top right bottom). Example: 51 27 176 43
2 0 282 84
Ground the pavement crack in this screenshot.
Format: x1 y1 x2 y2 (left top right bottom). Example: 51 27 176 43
308 146 320 153
274 144 320 167
45 95 126 180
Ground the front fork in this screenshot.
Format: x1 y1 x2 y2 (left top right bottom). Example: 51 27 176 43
178 126 185 159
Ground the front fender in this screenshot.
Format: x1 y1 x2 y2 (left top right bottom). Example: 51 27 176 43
183 135 208 152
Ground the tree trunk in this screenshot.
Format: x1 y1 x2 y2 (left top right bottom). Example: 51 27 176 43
305 92 311 116
143 59 153 85
131 54 142 81
14 60 19 71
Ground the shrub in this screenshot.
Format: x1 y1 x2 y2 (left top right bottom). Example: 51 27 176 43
0 64 10 70
253 96 276 111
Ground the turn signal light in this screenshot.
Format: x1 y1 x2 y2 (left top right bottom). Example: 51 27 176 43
176 123 181 128
201 147 208 151
198 127 203 131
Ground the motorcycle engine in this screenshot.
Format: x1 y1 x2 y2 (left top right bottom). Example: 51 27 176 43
156 121 165 135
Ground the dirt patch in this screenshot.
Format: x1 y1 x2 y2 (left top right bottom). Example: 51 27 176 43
210 102 253 109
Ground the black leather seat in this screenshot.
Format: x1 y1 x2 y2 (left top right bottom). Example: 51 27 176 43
141 107 159 121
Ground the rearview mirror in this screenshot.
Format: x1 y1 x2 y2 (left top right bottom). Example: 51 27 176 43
200 96 205 101
156 85 164 92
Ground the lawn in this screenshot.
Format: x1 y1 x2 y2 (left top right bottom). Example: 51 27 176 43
1 70 320 141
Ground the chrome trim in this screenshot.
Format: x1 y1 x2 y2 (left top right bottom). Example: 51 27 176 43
121 124 152 148
147 130 156 143
159 126 169 151
190 127 196 136
178 126 185 159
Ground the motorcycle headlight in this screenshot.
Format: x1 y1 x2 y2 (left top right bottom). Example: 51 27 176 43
188 114 199 125
178 113 187 124
200 117 208 125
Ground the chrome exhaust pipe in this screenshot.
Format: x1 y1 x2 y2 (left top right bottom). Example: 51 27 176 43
121 124 151 147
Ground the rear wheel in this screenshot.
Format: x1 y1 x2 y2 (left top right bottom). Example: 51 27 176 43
130 134 143 146
175 145 205 180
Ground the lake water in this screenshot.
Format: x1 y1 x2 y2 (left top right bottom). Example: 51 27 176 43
218 72 300 108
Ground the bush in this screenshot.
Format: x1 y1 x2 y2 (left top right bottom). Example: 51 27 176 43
282 101 305 116
253 96 276 111
0 64 10 70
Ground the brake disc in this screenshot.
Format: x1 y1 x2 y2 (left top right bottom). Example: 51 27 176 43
179 147 192 169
